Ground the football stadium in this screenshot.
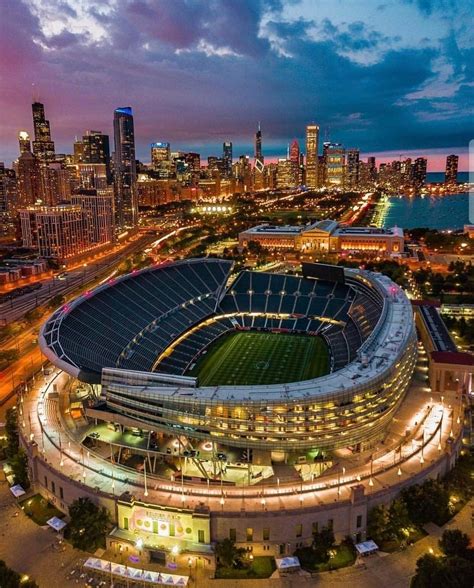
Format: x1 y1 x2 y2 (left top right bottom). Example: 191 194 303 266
18 259 462 563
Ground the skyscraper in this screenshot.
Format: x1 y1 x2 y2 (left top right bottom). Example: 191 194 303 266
305 124 319 188
82 131 111 180
254 123 264 168
17 151 42 207
325 143 346 187
289 140 301 185
113 107 137 230
346 149 360 190
31 102 55 163
151 142 171 167
18 131 31 155
412 157 427 191
222 142 233 178
445 154 458 184
289 140 300 166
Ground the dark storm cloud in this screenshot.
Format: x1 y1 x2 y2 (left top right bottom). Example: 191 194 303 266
0 0 472 166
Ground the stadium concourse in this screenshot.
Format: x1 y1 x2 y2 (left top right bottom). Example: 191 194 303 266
19 259 466 565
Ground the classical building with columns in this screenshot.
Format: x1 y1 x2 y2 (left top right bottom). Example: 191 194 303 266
239 220 404 257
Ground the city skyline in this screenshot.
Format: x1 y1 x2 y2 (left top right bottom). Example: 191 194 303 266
1 0 473 168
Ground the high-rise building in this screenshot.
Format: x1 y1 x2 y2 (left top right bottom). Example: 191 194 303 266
445 154 458 185
305 124 319 188
73 139 85 164
412 157 427 190
17 151 42 208
254 123 264 167
222 142 233 178
18 131 31 155
0 164 6 215
151 142 171 168
81 131 111 181
288 140 301 185
185 152 201 173
325 143 346 187
31 102 55 163
346 149 360 190
289 140 300 166
72 190 114 246
277 159 298 189
113 107 137 230
367 157 377 183
19 205 88 259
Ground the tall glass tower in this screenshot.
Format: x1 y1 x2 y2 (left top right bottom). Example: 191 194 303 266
113 107 137 230
305 124 319 188
254 122 264 169
32 102 55 163
222 142 233 178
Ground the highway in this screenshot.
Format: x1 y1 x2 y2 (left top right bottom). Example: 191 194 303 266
0 233 156 325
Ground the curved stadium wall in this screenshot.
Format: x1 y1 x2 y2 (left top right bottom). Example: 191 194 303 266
39 259 417 454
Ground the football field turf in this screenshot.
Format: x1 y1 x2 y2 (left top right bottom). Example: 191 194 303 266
188 330 330 386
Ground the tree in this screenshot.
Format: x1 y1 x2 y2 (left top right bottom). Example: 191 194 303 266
67 497 110 551
24 308 42 324
0 560 38 587
10 449 30 489
402 480 450 525
47 294 65 310
367 504 390 543
215 538 246 568
411 554 446 588
439 529 471 559
5 407 19 459
311 527 335 564
388 498 411 540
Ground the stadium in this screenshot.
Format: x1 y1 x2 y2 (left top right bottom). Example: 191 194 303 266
22 258 460 561
39 258 417 458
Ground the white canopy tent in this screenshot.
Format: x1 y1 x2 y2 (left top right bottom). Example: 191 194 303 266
275 556 300 572
355 540 379 556
83 558 189 585
46 516 67 532
9 484 26 498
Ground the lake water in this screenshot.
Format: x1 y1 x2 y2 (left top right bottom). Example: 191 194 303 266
381 192 470 230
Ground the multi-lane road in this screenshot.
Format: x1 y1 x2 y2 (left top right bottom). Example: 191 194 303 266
0 233 156 326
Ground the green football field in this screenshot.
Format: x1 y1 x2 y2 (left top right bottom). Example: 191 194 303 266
187 330 330 386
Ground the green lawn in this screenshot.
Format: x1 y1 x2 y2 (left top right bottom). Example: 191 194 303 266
188 330 329 386
20 494 65 526
215 556 276 579
297 544 356 572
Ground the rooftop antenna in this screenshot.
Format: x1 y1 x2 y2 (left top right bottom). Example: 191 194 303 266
31 82 39 103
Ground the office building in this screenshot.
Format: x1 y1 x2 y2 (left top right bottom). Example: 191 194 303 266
31 102 55 163
151 142 171 168
276 158 297 189
445 154 458 184
412 157 427 190
81 131 111 181
113 107 138 230
325 143 345 186
222 142 233 178
17 151 42 208
19 205 87 259
305 124 319 188
346 148 360 190
18 131 31 155
72 190 114 246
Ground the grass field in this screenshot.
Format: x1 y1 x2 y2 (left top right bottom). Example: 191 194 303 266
188 330 329 386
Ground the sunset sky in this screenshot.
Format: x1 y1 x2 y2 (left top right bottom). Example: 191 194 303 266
1 0 473 169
